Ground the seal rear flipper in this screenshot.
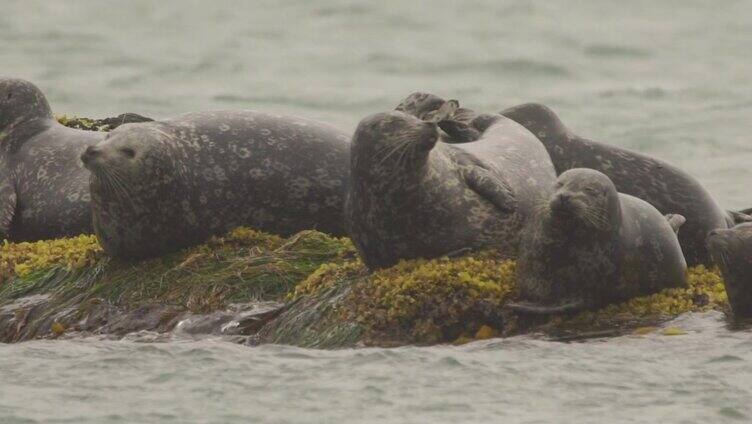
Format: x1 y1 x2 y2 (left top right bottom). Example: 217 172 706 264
424 99 459 123
664 213 687 235
463 167 517 214
394 92 447 119
0 171 16 238
438 119 482 143
505 300 585 315
728 210 752 225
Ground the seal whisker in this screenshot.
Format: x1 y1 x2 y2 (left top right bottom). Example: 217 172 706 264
108 168 139 212
377 138 412 166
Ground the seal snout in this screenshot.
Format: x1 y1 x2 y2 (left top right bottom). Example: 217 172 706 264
550 191 574 212
80 145 103 167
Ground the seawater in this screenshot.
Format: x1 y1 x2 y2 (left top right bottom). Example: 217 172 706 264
0 1 750 422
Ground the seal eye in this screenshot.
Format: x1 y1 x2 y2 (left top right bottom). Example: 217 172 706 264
119 147 136 159
584 187 599 196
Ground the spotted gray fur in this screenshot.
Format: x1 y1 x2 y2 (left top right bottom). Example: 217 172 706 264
82 110 351 259
707 223 752 319
0 78 106 240
500 103 748 266
346 109 557 270
513 169 688 313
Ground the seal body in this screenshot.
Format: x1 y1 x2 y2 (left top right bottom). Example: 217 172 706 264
514 169 688 312
501 103 738 266
707 223 752 319
346 110 556 270
0 78 106 240
83 110 351 259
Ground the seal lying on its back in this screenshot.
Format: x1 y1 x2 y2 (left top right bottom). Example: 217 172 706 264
81 111 351 259
346 108 557 270
707 223 752 319
0 78 150 241
500 103 749 266
510 169 687 314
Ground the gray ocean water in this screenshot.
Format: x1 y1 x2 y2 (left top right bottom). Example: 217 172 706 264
0 1 751 422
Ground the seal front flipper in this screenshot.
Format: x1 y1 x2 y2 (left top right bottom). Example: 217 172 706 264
0 168 16 238
463 166 517 213
505 300 585 315
664 213 686 235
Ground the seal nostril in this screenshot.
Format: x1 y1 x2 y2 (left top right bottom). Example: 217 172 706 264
81 146 101 164
708 230 719 237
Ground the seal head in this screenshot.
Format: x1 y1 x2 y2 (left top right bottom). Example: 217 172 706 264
707 223 752 319
547 168 621 235
0 78 53 137
82 124 185 258
351 111 439 180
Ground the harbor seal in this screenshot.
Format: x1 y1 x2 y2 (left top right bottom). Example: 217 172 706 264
346 108 557 270
81 110 351 259
509 168 688 314
707 223 752 319
500 103 747 266
0 78 146 241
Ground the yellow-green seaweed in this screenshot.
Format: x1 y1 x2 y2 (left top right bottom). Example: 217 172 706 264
344 253 517 345
55 115 110 131
0 235 103 281
569 266 727 326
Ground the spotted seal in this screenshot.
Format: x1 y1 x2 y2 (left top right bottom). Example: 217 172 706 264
499 103 751 266
81 110 351 259
0 78 150 241
346 107 557 270
509 168 688 314
707 223 752 319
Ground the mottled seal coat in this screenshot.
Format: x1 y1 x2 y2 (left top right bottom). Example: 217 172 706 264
0 78 105 240
707 223 752 319
346 109 557 270
82 110 351 259
500 103 748 266
511 169 688 314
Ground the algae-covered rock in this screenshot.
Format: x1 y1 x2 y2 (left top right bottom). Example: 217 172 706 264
264 255 729 347
56 113 153 132
0 228 354 342
0 224 732 346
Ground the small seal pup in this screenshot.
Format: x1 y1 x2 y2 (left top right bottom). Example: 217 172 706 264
500 103 750 267
82 110 351 259
0 78 150 241
707 223 752 319
346 107 557 270
509 168 688 314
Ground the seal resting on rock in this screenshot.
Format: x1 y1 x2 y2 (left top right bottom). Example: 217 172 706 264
346 106 557 270
0 78 150 241
81 110 351 259
500 103 750 266
509 168 688 314
707 223 752 319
